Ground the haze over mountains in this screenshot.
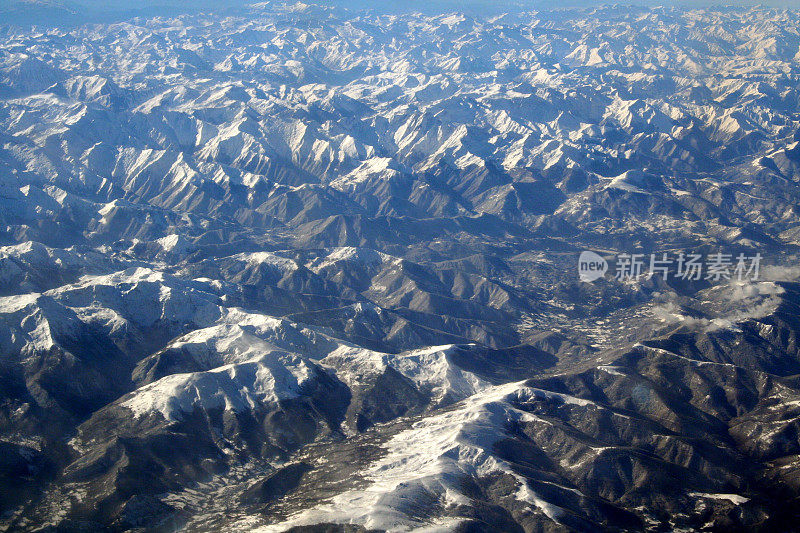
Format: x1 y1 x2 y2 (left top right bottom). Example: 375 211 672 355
5 0 800 26
3 1 800 531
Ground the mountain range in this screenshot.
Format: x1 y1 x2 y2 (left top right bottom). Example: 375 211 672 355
2 2 800 531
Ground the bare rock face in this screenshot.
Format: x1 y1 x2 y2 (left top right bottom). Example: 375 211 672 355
2 2 800 531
